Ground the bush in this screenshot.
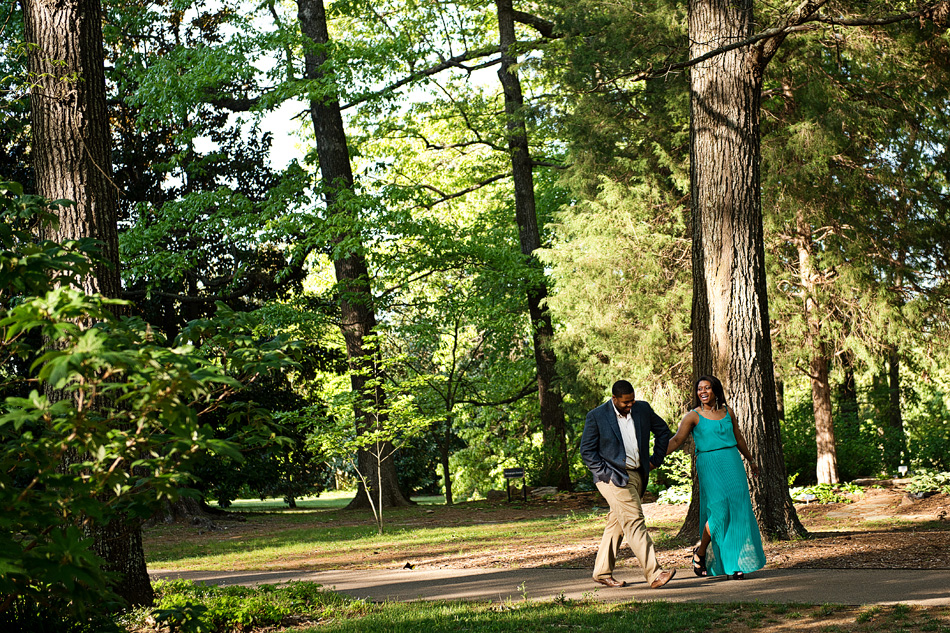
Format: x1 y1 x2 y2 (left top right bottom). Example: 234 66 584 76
789 482 864 504
0 183 298 620
656 484 691 505
0 596 121 633
139 580 366 633
905 393 950 472
905 470 950 495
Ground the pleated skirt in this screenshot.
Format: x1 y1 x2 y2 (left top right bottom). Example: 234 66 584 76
696 446 767 576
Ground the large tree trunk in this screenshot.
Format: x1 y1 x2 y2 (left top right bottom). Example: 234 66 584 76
795 209 839 484
296 0 410 509
688 0 805 539
496 0 570 490
25 0 119 296
23 0 154 608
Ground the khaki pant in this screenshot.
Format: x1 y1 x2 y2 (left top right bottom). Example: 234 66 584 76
593 469 661 584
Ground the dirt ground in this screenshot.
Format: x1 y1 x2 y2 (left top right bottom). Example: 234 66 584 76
435 484 950 572
148 482 949 575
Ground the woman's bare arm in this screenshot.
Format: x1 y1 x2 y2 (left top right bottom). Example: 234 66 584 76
666 410 699 455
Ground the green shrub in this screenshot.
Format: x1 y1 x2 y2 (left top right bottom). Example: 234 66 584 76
789 482 864 504
0 595 122 633
0 183 299 620
905 394 950 472
656 483 691 505
143 579 364 632
905 470 950 495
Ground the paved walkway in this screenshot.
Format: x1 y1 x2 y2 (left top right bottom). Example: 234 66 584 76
151 566 950 606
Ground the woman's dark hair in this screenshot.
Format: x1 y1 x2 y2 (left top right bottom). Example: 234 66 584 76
694 375 726 409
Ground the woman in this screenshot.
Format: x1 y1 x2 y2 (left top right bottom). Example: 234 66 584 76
666 375 766 579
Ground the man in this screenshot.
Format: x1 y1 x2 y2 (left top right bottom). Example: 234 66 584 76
580 380 675 589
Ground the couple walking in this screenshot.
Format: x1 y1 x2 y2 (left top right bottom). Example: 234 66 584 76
580 377 766 589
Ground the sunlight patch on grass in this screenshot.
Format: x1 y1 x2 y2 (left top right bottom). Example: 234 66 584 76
145 512 605 571
210 492 446 512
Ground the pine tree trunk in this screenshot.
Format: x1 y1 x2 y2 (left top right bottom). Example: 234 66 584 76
688 0 805 539
837 352 859 422
886 346 906 469
296 0 410 509
23 0 154 608
795 209 838 484
776 377 785 421
810 350 838 484
496 0 570 490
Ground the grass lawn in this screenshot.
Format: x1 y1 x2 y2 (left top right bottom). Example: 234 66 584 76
128 580 950 633
213 492 446 512
145 499 622 571
138 488 950 632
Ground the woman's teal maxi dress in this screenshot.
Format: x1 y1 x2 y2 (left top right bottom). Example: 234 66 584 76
693 409 766 576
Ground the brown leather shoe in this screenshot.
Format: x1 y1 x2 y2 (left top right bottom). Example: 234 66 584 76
593 576 627 588
650 569 676 589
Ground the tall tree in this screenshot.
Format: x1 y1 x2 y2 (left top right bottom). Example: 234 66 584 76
495 0 570 489
21 0 153 606
688 0 804 539
296 0 411 509
761 3 950 482
690 0 950 537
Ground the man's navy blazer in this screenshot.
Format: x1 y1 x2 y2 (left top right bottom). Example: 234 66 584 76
580 399 672 493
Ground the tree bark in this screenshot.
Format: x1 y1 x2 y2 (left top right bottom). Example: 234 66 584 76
886 346 906 468
23 0 154 608
775 377 785 421
24 0 119 297
441 414 454 506
688 0 805 539
837 352 859 420
296 0 410 509
795 209 839 484
496 0 571 490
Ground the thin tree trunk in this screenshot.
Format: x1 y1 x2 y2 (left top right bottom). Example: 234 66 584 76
795 209 838 484
810 350 838 483
776 377 785 421
496 0 570 490
296 0 409 509
675 435 702 540
441 414 454 506
688 0 805 539
23 0 153 608
887 346 906 469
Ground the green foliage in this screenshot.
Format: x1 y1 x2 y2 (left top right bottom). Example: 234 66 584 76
781 380 885 484
0 595 121 633
903 379 950 472
790 483 864 505
656 484 691 505
906 470 950 496
143 579 364 633
0 185 299 618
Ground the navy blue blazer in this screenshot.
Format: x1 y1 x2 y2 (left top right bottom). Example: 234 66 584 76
580 399 671 494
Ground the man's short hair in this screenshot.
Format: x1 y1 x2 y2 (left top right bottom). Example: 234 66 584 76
611 380 635 397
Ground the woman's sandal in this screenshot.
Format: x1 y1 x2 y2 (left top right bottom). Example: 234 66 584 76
731 571 745 580
692 548 707 577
